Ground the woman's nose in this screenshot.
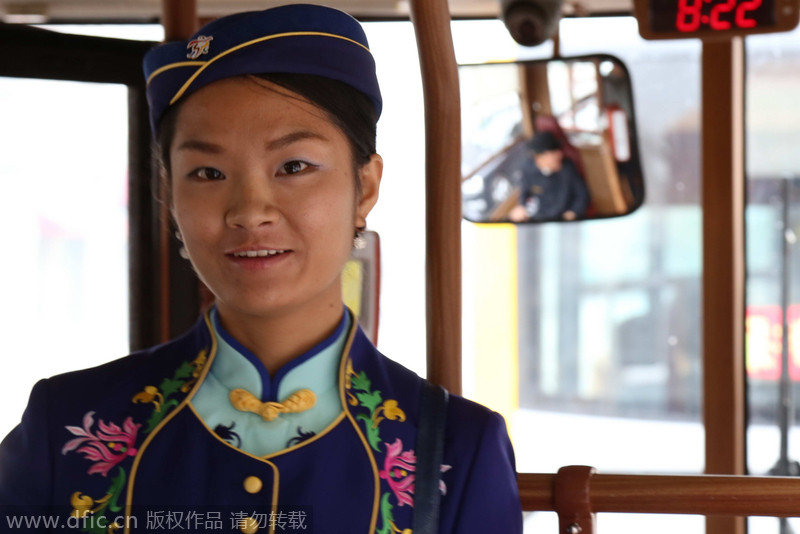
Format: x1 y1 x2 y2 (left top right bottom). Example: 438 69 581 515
225 178 280 229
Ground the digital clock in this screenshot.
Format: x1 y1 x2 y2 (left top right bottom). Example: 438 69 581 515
634 0 799 39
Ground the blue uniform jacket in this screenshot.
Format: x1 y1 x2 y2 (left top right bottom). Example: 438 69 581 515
0 313 522 533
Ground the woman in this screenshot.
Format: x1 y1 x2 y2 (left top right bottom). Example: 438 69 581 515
0 5 522 533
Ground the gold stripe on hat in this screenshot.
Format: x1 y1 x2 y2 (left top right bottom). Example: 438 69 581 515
230 388 317 421
164 31 371 105
146 60 207 86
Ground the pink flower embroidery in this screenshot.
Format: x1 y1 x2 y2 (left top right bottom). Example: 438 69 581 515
380 438 416 507
379 438 451 507
62 411 141 476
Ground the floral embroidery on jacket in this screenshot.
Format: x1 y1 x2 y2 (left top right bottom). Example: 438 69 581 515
62 412 140 477
132 349 207 433
379 438 452 508
62 349 209 533
346 361 451 534
68 468 127 532
378 493 412 534
347 360 407 451
379 438 416 507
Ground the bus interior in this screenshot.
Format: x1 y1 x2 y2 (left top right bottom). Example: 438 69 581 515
2 0 800 532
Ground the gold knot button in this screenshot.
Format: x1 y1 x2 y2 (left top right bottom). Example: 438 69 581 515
243 476 263 494
229 388 316 421
240 516 259 534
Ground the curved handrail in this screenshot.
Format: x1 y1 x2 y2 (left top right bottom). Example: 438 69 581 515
520 469 800 517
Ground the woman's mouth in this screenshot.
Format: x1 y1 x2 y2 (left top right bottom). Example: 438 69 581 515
227 248 292 270
232 249 288 258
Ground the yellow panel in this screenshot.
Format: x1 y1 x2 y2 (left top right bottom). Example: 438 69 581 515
472 224 519 422
342 259 364 319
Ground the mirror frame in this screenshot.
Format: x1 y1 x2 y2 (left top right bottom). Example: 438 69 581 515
459 53 646 224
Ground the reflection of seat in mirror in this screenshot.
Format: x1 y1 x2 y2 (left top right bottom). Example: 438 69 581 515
577 142 630 216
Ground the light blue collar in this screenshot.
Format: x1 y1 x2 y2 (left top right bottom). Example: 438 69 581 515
209 307 350 403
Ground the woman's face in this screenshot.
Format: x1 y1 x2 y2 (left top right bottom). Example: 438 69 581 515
169 77 381 322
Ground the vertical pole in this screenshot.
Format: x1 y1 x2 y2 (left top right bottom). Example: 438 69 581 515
777 180 795 534
409 0 463 394
161 0 197 42
701 37 746 534
158 0 198 342
779 180 794 474
128 86 158 351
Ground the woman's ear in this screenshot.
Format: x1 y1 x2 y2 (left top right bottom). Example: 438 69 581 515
356 153 383 226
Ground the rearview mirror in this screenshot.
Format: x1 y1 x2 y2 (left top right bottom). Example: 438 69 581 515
460 55 645 223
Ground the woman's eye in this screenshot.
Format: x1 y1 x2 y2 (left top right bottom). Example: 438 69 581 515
279 160 311 175
191 167 225 180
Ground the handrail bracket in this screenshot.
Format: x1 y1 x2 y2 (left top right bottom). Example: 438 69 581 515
555 465 597 534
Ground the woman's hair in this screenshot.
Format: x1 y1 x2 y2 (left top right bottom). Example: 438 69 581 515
155 73 379 204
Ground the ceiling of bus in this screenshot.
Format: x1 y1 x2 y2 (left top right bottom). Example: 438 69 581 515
0 0 632 23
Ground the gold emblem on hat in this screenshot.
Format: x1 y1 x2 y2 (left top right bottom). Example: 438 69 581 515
186 35 213 59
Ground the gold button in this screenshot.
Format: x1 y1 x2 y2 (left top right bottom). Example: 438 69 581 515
240 516 259 534
243 475 263 494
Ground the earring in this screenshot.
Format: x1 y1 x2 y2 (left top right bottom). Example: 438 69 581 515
353 230 367 250
174 230 189 259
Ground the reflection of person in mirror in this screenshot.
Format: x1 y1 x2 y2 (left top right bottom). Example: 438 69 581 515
509 131 589 222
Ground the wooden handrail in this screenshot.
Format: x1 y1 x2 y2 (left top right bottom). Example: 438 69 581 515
520 470 800 517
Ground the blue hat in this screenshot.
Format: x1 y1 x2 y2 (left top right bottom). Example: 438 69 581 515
528 131 561 154
143 3 382 134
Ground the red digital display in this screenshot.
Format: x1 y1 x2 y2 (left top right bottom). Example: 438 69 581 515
649 0 776 33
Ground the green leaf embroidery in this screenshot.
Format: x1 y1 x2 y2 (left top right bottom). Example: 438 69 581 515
172 361 195 380
350 371 371 393
356 390 383 413
143 398 179 433
356 414 381 451
376 492 395 534
159 377 185 400
106 468 127 513
143 410 161 434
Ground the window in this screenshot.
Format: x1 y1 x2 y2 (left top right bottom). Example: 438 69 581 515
0 24 157 438
746 24 800 534
0 76 129 437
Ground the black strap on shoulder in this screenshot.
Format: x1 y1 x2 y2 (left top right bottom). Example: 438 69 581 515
412 379 449 534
